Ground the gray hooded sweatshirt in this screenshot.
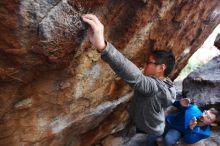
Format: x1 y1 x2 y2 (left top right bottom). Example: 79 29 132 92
101 43 176 136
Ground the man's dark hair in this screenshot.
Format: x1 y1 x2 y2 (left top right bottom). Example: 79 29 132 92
151 50 175 77
209 108 220 125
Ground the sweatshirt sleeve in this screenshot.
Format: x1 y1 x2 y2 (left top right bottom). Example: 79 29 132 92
183 127 209 144
101 42 158 95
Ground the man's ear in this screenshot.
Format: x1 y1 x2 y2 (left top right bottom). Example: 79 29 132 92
210 123 218 127
160 64 166 72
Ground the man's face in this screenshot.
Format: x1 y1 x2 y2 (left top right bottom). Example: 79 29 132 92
143 55 164 76
198 110 216 125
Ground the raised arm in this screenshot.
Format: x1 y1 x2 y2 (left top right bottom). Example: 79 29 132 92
82 14 158 95
101 42 158 95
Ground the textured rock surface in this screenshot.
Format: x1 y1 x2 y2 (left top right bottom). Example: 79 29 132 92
0 0 220 146
182 55 220 108
214 33 220 49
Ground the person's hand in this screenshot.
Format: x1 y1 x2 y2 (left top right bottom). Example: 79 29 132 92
81 14 106 52
189 117 197 130
180 98 191 107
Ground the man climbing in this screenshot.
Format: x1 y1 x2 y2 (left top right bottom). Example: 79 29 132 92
82 14 176 146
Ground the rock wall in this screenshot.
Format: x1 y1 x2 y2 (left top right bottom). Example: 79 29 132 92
214 33 220 49
0 0 220 146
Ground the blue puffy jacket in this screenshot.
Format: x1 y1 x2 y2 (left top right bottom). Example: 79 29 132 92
166 100 210 144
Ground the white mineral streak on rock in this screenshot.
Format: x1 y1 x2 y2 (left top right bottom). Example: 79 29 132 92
85 64 101 87
14 98 33 109
91 92 132 115
182 47 191 56
48 92 132 134
159 1 175 18
123 23 153 57
51 117 69 134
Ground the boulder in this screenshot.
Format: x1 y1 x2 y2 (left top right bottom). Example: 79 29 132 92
182 55 220 108
214 33 220 49
1 0 220 145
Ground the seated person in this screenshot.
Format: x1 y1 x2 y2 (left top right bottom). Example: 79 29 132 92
163 98 220 146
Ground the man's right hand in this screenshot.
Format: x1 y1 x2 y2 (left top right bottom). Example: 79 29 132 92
82 14 106 52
